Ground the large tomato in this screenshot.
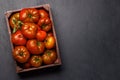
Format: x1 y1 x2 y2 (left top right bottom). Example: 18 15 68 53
26 39 45 54
11 30 26 45
13 46 30 63
44 36 55 49
37 17 52 32
42 50 57 65
9 13 23 32
20 8 39 23
36 30 47 41
30 55 42 67
21 23 38 39
39 9 49 18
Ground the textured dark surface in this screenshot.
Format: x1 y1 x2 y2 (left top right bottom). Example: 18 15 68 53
0 0 120 80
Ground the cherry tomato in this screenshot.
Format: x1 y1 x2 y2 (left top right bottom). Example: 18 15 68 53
44 36 55 49
13 46 30 63
11 30 26 46
21 23 38 39
36 30 47 41
38 17 52 32
39 9 49 18
42 50 57 65
30 55 42 67
26 39 45 54
20 8 39 23
9 13 23 32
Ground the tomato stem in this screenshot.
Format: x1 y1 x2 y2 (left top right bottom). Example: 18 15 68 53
28 14 32 18
19 52 24 56
37 41 41 46
47 50 51 56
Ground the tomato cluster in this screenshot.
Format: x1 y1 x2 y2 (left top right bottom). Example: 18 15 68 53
9 8 57 68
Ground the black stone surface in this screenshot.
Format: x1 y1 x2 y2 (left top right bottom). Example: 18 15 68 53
0 0 120 80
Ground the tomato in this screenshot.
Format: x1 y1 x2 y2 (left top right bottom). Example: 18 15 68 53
44 36 55 49
23 61 31 69
9 13 23 32
11 30 26 46
36 30 47 41
26 39 45 54
20 8 39 23
21 23 38 39
13 46 30 63
47 32 53 37
38 17 52 32
30 55 42 67
42 50 57 65
39 9 49 18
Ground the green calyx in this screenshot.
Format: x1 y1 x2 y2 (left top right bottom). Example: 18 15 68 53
47 50 51 56
28 14 32 18
19 52 24 56
34 57 41 63
41 24 47 29
37 41 41 46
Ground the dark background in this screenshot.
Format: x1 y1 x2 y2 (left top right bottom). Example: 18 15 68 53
0 0 120 80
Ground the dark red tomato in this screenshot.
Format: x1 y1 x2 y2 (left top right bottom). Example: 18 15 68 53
26 39 45 54
9 13 23 32
38 17 52 32
13 46 30 63
11 30 26 46
42 50 57 65
47 32 53 37
21 23 38 39
44 36 55 49
36 30 47 41
39 9 49 18
30 55 42 67
20 8 39 23
23 61 31 69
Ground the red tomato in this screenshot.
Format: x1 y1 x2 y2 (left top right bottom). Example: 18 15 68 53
9 13 23 30
38 17 52 32
13 46 30 63
42 50 57 65
11 30 26 45
39 9 49 18
30 55 42 67
47 32 53 37
26 39 45 54
23 61 31 69
20 8 39 23
36 30 47 41
21 23 38 39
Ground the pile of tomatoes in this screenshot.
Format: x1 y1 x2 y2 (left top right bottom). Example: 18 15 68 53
9 8 57 68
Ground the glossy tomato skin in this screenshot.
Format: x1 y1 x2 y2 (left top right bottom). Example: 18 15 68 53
30 55 42 67
26 39 45 54
11 30 26 46
13 46 30 63
36 30 47 41
20 8 39 23
39 9 49 18
38 17 52 32
9 13 23 30
44 36 55 49
42 50 57 65
21 23 38 39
